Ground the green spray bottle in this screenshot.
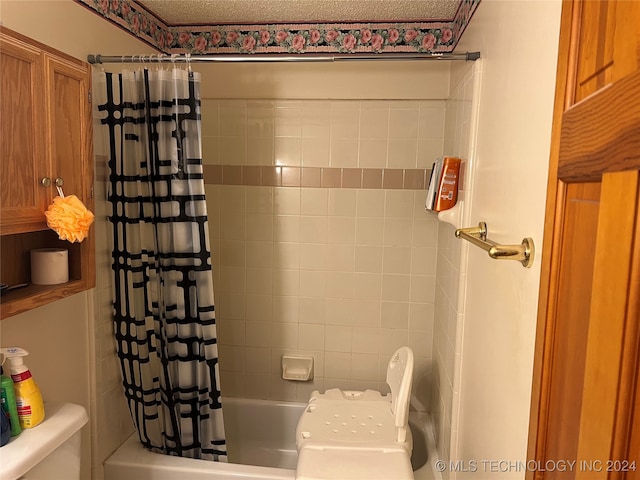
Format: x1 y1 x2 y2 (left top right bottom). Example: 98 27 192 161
0 363 21 436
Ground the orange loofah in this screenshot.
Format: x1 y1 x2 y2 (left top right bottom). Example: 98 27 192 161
44 195 95 243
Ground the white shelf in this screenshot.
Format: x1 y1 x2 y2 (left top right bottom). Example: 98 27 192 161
437 200 464 229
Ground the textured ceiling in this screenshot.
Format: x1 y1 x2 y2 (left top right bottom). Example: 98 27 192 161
138 0 461 25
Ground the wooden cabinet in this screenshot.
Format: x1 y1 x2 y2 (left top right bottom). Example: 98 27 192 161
0 27 95 319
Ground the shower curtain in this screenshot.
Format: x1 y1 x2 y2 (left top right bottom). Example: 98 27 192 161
95 67 226 460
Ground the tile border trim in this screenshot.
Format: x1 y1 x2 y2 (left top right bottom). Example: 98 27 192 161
204 165 429 190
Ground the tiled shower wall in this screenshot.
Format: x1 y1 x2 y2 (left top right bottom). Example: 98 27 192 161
432 61 481 473
203 99 446 408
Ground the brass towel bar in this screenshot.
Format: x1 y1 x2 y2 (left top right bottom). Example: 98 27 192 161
455 222 534 268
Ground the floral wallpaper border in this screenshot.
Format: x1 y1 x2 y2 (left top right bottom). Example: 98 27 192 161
75 0 480 55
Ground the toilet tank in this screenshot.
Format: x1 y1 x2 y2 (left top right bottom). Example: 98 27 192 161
0 403 88 480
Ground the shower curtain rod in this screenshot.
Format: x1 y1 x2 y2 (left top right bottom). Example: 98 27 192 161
87 51 480 64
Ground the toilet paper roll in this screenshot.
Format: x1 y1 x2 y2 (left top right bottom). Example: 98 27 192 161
30 248 69 285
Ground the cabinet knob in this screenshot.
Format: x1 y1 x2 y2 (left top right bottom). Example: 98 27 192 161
41 177 51 187
54 177 64 187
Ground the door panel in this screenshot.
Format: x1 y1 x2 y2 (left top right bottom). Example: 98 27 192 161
544 183 600 478
576 0 616 98
611 195 640 478
529 1 640 479
575 0 640 102
575 171 639 478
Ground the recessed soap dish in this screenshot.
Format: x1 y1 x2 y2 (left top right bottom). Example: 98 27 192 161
282 355 314 381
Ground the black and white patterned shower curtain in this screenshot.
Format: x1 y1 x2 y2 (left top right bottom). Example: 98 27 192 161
96 68 226 460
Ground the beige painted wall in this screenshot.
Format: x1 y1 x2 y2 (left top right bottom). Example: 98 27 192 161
197 61 451 99
0 293 92 476
0 0 155 63
448 0 562 476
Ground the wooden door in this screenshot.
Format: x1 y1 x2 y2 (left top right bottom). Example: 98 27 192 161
528 1 640 479
0 31 47 234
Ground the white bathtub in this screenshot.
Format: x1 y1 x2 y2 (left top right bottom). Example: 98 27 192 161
104 397 438 480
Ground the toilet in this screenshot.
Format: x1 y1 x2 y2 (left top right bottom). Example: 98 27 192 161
0 403 88 480
295 347 414 480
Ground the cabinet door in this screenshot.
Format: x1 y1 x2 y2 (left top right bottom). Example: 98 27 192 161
0 33 48 234
44 54 93 207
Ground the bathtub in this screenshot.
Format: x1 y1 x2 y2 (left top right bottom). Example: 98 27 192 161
104 397 438 480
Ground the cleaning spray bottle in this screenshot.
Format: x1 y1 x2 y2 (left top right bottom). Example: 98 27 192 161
0 363 21 436
0 348 45 429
